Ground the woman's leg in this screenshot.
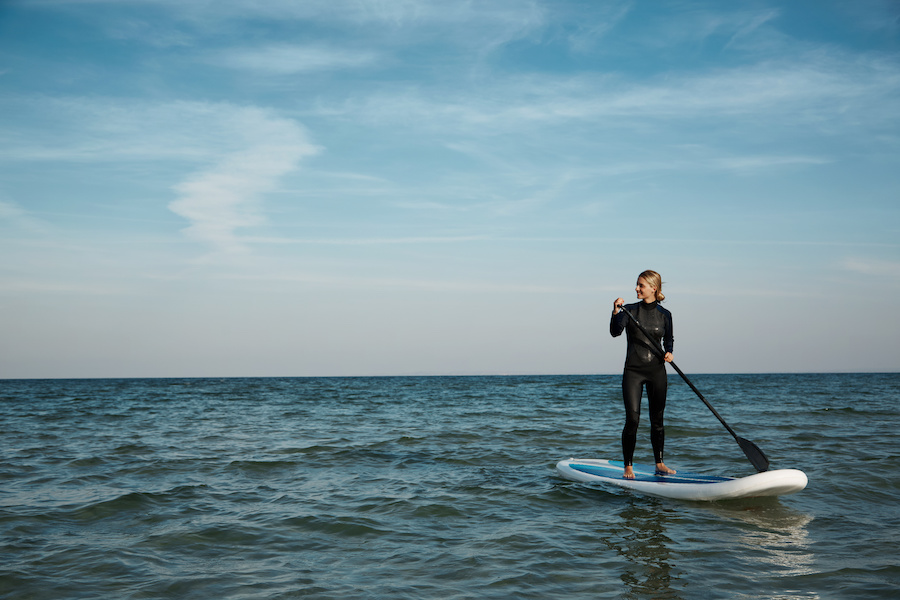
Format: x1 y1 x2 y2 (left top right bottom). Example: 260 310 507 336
646 367 675 474
621 369 644 473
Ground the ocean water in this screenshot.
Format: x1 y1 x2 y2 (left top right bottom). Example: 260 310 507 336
1 373 898 599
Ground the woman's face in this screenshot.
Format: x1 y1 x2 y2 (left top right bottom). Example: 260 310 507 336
635 277 657 302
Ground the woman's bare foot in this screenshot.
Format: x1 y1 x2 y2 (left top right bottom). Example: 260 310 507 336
655 462 676 475
623 465 635 479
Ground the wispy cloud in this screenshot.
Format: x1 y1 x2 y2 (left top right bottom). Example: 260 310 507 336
0 97 319 252
168 107 319 252
0 279 128 295
219 271 582 295
337 52 900 133
207 44 379 74
28 0 546 50
839 257 900 279
0 198 48 234
0 97 280 162
241 235 489 246
722 9 780 50
563 2 633 53
709 155 832 171
0 199 31 222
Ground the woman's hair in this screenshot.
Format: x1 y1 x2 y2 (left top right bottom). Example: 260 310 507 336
639 270 665 302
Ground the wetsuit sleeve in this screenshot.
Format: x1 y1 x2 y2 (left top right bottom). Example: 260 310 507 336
610 309 627 338
662 309 674 354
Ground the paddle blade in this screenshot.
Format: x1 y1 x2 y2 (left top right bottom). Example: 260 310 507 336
738 437 770 472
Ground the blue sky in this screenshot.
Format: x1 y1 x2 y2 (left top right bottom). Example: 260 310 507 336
1 0 898 378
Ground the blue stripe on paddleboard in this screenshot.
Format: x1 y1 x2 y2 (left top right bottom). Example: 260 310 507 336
570 461 733 484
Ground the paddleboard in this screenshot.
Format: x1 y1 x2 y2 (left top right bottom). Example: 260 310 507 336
556 458 807 501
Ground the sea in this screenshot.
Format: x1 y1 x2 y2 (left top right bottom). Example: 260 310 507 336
1 373 898 599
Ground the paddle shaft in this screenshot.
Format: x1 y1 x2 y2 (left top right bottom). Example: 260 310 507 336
664 358 739 438
615 303 769 471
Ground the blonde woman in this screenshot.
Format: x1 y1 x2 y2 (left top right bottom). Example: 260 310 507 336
610 270 675 479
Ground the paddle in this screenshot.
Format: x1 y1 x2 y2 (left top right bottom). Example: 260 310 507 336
616 304 770 472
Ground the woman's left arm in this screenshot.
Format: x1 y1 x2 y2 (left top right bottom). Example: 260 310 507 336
663 308 674 362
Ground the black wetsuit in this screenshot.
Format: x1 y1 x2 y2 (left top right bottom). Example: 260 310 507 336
609 301 674 466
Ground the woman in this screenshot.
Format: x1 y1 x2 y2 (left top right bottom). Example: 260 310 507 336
610 270 675 479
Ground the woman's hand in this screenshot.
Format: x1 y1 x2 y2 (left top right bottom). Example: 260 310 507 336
664 352 673 363
612 298 624 314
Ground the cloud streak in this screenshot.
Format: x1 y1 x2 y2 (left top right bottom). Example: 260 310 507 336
0 198 49 234
335 52 900 134
0 96 319 253
839 257 900 279
0 97 284 162
207 44 379 74
167 107 319 252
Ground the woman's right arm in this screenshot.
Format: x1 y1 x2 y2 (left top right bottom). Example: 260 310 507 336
610 298 626 337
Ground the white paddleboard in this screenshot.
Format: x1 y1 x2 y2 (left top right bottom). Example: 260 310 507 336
556 458 807 501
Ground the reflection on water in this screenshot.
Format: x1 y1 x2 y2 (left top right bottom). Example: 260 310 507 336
607 499 682 600
707 500 819 600
592 496 818 600
709 501 817 578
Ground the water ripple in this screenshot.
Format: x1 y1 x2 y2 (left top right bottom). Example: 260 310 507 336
1 374 898 599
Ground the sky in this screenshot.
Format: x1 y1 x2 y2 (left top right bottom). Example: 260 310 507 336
1 0 899 378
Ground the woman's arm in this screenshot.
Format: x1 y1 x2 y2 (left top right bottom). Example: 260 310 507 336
662 308 674 361
610 298 627 337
